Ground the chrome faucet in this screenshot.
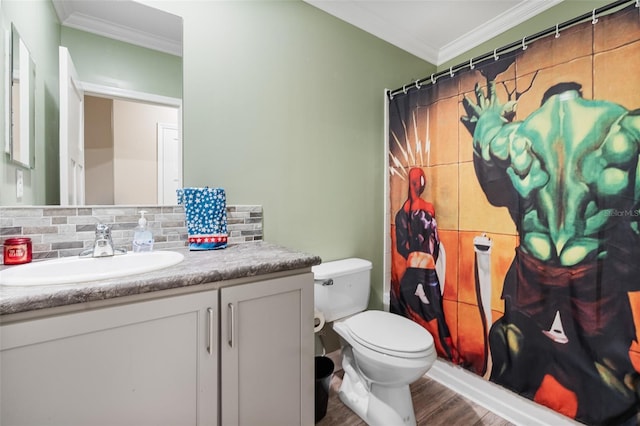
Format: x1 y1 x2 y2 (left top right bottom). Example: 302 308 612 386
80 223 126 258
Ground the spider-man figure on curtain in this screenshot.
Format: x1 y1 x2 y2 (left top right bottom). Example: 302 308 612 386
391 167 458 362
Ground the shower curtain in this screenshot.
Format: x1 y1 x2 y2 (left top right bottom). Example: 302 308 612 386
387 4 640 424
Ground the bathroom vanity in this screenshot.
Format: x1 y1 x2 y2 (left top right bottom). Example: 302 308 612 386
0 242 320 426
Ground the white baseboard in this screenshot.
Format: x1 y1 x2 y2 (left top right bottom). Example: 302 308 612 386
427 359 580 426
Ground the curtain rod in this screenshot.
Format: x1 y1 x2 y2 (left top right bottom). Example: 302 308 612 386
388 0 637 99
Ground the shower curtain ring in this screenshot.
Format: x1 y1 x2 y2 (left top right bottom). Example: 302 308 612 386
493 48 499 61
592 9 598 24
469 58 474 70
522 37 527 50
431 74 437 84
403 84 408 94
555 23 560 38
415 79 421 90
449 66 454 77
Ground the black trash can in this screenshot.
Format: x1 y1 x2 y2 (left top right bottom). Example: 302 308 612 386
315 356 334 423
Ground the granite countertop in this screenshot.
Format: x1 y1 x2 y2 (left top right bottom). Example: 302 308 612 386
0 241 321 317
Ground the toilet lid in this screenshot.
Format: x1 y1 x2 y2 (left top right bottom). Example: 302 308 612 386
344 311 434 358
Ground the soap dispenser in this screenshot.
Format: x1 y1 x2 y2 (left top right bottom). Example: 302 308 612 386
133 211 154 252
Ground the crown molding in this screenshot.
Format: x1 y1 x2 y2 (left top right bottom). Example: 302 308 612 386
63 12 181 56
437 0 563 65
305 0 563 66
52 0 182 57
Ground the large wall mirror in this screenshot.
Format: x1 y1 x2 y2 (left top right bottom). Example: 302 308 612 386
55 0 183 206
2 0 182 206
9 23 35 169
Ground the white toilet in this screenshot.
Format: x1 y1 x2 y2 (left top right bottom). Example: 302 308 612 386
313 258 436 426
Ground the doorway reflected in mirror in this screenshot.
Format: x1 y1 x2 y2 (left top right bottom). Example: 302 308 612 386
84 95 180 205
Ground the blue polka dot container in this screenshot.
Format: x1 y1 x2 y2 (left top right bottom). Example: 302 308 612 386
177 187 228 250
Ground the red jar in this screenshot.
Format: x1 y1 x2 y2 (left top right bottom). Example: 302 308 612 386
3 237 32 265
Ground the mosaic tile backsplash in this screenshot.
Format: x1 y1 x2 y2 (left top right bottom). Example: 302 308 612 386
0 205 263 264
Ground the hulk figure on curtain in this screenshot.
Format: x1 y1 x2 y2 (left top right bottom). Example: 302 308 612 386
461 74 640 424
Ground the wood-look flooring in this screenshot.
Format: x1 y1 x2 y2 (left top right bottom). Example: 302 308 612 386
316 369 514 426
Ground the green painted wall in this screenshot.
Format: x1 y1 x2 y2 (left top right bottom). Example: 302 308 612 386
1 0 59 205
155 0 433 309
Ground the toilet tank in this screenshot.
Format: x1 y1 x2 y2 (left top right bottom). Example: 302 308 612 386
313 258 372 323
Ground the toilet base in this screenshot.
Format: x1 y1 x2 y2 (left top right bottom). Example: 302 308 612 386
338 348 418 426
370 383 415 425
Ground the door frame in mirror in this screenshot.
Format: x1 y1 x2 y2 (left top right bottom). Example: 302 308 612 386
82 82 182 112
80 81 182 205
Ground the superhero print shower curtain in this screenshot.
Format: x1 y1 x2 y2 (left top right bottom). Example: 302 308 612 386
387 4 640 425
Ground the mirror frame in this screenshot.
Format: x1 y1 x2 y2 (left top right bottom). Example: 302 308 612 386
9 23 35 169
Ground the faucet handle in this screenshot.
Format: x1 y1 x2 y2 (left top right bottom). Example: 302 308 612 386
95 223 111 235
92 222 115 257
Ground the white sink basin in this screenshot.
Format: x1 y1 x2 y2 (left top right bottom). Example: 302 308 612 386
0 251 184 286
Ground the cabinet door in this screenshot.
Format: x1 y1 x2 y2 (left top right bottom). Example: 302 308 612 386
220 273 314 426
0 290 218 426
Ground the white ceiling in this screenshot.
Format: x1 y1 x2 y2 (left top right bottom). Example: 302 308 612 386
52 0 563 65
303 0 562 65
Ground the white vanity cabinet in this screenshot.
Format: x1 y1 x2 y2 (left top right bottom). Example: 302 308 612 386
220 272 314 426
0 270 314 426
0 290 219 426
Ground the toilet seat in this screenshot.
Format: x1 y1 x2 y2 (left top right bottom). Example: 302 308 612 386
342 311 434 359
